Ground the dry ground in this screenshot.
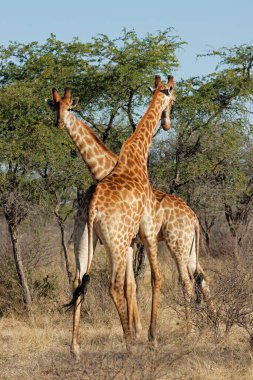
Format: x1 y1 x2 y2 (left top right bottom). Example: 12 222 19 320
1 223 253 380
0 300 252 380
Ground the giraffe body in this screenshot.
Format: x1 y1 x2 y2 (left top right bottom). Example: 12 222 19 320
86 76 175 348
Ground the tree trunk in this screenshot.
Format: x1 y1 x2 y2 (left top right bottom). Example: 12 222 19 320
203 230 211 256
199 214 215 256
231 230 240 265
134 244 146 295
56 215 73 288
224 203 241 265
8 223 32 312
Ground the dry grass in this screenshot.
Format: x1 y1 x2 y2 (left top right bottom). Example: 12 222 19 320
0 306 253 380
1 251 253 380
1 220 253 379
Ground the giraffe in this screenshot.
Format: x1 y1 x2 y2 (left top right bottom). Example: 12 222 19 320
85 75 175 351
46 88 142 359
47 81 215 360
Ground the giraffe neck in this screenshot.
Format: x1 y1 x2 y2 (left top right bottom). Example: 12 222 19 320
63 112 117 181
119 92 167 172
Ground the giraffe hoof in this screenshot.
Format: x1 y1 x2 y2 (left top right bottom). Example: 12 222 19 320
150 339 158 349
125 336 134 353
148 328 158 348
135 323 142 339
70 345 80 362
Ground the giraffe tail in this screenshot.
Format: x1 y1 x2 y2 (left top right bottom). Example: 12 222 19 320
188 222 203 304
63 273 90 310
86 196 97 276
193 222 204 304
62 208 94 311
63 185 97 311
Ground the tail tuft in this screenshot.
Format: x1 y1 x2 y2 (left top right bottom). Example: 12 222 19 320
194 271 203 304
63 273 90 310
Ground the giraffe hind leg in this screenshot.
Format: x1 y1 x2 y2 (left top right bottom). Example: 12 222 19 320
125 247 142 339
143 238 162 346
176 261 194 333
198 265 217 322
109 251 132 350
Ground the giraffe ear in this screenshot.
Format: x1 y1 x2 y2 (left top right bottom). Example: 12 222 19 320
154 75 162 88
64 87 71 102
167 75 174 89
52 88 61 102
71 97 79 108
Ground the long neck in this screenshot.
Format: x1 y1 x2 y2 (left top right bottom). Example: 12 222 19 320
63 112 117 181
119 91 166 172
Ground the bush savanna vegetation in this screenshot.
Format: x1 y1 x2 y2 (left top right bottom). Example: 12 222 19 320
1 30 253 379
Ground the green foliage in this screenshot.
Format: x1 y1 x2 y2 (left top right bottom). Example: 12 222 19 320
150 45 253 217
0 29 182 221
0 31 253 261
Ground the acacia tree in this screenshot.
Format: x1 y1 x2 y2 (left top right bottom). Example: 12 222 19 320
207 45 253 260
0 38 91 306
0 83 46 310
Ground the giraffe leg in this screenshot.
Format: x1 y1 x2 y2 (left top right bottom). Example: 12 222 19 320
126 247 142 338
109 253 132 349
70 270 82 360
71 220 98 360
198 265 217 322
177 263 194 333
144 238 162 347
163 241 193 331
133 295 142 338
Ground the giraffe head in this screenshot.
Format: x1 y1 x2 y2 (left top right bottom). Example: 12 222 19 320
150 75 175 130
46 88 78 129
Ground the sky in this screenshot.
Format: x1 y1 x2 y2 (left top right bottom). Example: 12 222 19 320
1 0 253 79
